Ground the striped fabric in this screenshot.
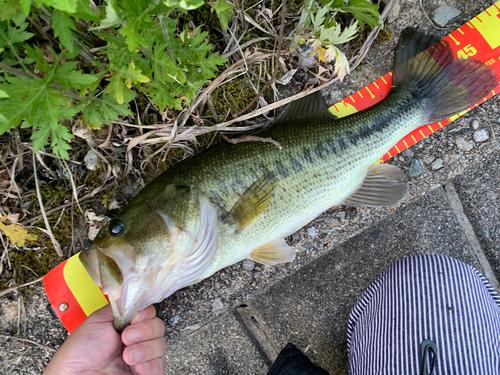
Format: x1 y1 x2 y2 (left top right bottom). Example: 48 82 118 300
347 255 500 375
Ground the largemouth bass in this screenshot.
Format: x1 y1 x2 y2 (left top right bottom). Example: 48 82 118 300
80 28 497 331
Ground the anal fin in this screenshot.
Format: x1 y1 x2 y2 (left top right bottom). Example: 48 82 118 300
344 164 407 207
249 238 295 266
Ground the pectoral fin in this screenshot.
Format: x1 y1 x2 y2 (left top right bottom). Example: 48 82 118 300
249 238 295 265
224 173 276 232
344 164 407 207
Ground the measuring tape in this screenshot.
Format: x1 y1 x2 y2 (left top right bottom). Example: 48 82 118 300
330 2 500 163
43 2 500 333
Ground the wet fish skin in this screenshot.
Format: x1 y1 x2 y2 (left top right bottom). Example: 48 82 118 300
81 28 498 331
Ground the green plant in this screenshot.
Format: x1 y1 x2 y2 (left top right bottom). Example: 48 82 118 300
0 0 233 158
294 0 382 81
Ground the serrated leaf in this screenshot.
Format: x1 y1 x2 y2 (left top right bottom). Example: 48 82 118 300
108 62 149 104
55 64 98 89
91 0 122 30
320 21 358 45
325 44 350 81
53 10 76 53
0 216 37 246
31 124 52 151
81 92 133 128
332 0 381 30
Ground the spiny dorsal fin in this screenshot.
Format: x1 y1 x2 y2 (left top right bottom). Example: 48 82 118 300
344 164 407 207
224 173 276 232
273 91 336 126
250 238 295 265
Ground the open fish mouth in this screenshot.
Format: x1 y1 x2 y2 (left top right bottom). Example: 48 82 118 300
108 276 148 332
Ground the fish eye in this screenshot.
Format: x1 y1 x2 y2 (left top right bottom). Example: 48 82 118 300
108 218 125 236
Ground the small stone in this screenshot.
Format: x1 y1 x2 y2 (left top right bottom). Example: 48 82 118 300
346 207 357 219
471 119 480 130
328 218 340 227
292 231 301 242
168 315 180 326
455 136 473 151
409 159 423 177
397 223 405 230
399 156 404 162
84 149 99 171
337 211 346 220
401 149 413 157
372 229 380 240
307 226 318 238
242 260 255 271
473 129 489 142
431 158 443 170
212 298 224 313
423 155 435 165
302 242 315 250
432 5 461 27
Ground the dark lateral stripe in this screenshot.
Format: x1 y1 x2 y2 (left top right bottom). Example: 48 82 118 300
347 254 500 374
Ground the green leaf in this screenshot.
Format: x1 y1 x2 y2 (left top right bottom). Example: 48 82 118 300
211 0 234 30
332 0 381 30
0 0 24 22
53 10 76 53
319 21 358 45
19 0 31 15
81 91 133 128
165 0 204 11
0 89 9 98
143 80 183 111
0 21 33 48
91 0 122 30
31 123 52 152
41 0 77 13
55 62 98 89
108 61 149 104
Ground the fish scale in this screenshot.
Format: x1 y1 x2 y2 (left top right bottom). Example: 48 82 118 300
80 28 498 331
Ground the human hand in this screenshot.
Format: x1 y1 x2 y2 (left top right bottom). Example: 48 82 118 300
44 304 166 375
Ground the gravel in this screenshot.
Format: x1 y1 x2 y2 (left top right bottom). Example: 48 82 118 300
409 159 423 177
473 129 490 142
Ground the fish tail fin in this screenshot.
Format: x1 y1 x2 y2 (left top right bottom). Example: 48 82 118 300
392 28 498 124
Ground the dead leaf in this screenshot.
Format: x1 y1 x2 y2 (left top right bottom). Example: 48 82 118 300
0 216 37 246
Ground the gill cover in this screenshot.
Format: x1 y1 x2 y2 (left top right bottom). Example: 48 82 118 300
80 185 220 332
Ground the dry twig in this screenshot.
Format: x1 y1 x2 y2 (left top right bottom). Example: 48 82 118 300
0 276 43 298
32 151 63 257
0 334 56 352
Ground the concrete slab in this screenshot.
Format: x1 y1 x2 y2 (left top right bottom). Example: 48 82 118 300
453 150 500 282
247 186 482 374
164 313 268 375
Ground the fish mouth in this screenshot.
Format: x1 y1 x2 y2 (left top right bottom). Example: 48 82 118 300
108 276 148 332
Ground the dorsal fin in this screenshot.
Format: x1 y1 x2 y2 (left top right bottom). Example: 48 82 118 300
273 91 336 126
224 173 276 233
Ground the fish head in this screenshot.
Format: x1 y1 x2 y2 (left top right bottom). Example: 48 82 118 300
80 185 219 331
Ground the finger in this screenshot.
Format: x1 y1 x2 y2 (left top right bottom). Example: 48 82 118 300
86 304 115 324
122 317 165 345
130 305 157 325
123 338 167 366
133 357 166 375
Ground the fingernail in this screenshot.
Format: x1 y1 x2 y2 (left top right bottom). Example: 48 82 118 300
126 328 139 343
129 347 141 363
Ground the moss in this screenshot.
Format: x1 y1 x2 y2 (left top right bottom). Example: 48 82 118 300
210 79 259 118
379 28 392 41
1 248 60 289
